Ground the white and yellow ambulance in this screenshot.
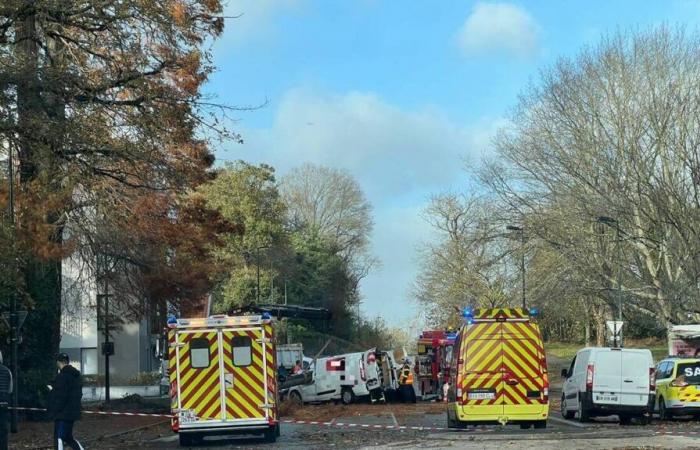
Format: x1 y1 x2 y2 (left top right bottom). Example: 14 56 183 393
168 313 279 446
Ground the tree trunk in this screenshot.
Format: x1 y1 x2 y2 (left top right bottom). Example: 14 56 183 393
15 8 63 406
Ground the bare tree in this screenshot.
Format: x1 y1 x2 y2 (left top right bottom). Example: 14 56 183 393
281 163 375 279
481 27 700 338
414 193 512 327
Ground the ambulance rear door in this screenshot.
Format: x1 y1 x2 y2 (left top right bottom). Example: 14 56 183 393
461 322 504 416
501 321 548 415
174 328 225 427
221 324 273 423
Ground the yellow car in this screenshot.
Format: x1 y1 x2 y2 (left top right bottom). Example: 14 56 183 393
654 357 700 420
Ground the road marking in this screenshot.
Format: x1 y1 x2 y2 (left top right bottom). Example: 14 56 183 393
548 415 587 429
390 412 399 427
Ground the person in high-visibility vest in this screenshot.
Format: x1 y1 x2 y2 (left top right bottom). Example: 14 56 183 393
398 361 416 403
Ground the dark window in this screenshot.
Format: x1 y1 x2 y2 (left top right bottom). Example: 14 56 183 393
232 336 252 367
677 362 700 384
568 357 576 377
190 338 210 369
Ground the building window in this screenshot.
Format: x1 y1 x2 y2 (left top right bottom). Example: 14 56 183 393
190 338 210 369
232 336 252 367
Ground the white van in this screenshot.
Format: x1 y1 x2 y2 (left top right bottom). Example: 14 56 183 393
560 347 654 424
286 349 384 405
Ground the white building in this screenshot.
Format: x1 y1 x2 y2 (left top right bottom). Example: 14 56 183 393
59 253 161 380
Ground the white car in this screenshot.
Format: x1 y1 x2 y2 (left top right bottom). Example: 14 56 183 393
560 347 654 424
286 349 383 405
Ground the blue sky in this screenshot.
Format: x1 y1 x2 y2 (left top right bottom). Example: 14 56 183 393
207 0 700 331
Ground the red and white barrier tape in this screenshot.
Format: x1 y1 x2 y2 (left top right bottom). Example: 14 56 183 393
280 418 491 433
11 407 174 419
11 408 700 437
10 407 478 432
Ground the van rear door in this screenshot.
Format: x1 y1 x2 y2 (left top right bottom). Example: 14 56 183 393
592 350 622 405
501 322 547 414
461 322 503 416
619 351 651 406
364 348 381 391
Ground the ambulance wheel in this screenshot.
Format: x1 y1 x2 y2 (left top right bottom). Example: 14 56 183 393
447 414 466 429
179 433 192 447
341 388 356 405
519 422 532 429
533 420 547 429
619 414 632 426
561 394 575 420
264 425 278 443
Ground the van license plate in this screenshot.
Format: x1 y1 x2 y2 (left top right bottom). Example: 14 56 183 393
596 395 618 402
179 409 197 424
468 392 495 400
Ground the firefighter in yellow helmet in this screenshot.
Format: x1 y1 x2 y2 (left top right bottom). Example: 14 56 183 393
398 359 416 403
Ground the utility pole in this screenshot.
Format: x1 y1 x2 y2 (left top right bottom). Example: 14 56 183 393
614 221 622 347
104 274 110 404
99 254 112 404
506 225 526 309
254 245 269 304
256 249 261 304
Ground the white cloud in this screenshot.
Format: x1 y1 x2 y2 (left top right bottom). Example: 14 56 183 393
221 0 301 44
234 87 497 199
220 87 502 325
457 2 540 58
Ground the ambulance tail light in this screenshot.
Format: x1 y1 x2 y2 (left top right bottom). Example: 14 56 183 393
649 367 656 392
456 387 463 404
585 364 594 392
543 378 549 402
671 375 689 388
360 359 367 381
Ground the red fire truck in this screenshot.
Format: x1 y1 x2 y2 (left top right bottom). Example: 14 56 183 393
415 330 457 398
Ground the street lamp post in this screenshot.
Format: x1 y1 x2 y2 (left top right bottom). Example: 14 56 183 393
597 216 623 347
506 225 526 309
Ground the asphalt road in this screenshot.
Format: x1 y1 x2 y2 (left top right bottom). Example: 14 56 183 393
131 409 700 450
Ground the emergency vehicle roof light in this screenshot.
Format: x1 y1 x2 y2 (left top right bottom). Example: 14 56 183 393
462 307 473 318
529 307 538 317
261 312 272 320
167 315 177 325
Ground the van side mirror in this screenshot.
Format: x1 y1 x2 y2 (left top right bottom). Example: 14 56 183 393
561 369 568 379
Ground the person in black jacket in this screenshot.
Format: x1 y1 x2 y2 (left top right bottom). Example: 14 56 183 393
48 353 83 450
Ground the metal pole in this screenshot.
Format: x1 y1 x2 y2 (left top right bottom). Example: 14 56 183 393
256 247 260 304
103 261 110 404
7 145 17 433
616 223 622 348
520 229 526 309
